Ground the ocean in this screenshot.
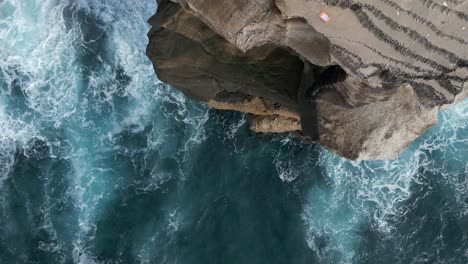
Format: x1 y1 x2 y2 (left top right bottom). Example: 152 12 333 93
0 0 467 263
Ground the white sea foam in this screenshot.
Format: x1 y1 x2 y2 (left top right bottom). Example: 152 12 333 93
298 99 468 263
1 0 170 262
0 0 82 127
0 102 38 186
168 209 181 233
273 137 315 183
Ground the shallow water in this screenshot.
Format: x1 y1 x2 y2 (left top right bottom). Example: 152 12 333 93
0 1 467 263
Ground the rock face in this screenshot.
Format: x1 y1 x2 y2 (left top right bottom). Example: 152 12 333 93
147 0 467 160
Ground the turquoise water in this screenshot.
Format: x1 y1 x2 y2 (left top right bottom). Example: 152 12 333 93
0 0 467 263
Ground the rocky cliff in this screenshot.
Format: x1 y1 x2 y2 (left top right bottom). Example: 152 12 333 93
147 0 467 160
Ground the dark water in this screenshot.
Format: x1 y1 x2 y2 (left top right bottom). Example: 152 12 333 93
0 1 467 263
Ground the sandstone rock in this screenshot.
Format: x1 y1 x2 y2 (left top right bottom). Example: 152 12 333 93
147 0 467 160
317 84 439 160
147 1 303 109
249 115 302 133
207 94 299 120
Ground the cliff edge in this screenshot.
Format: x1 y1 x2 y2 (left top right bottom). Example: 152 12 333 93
147 0 467 160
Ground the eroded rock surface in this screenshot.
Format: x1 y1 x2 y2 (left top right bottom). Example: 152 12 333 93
147 0 467 160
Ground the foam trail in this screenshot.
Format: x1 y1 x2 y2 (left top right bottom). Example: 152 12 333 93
0 103 38 187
